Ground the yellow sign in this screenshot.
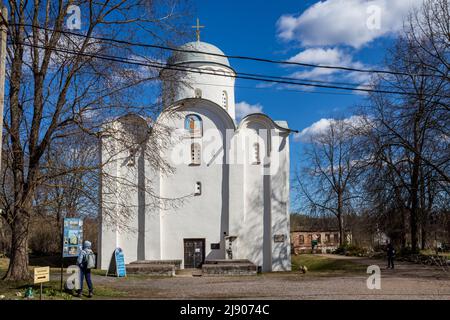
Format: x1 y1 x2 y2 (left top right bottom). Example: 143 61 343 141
33 267 50 284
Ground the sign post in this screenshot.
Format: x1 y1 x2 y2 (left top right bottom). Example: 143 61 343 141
34 267 50 300
61 218 83 292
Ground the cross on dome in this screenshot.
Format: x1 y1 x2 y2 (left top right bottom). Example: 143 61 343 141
191 18 205 42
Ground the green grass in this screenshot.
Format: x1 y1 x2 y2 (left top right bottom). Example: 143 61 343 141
0 258 125 300
420 250 450 259
291 254 367 274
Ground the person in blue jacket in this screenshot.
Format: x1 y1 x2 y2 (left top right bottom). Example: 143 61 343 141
76 240 95 297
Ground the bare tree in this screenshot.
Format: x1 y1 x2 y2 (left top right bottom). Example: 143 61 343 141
362 0 449 252
295 118 366 246
0 0 191 280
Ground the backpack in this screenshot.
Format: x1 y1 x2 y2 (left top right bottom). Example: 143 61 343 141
84 251 96 269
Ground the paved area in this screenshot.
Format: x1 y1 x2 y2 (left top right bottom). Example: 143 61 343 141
78 256 450 300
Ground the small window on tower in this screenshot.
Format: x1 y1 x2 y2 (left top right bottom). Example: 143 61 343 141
252 142 261 165
194 88 202 98
222 91 228 110
127 147 137 167
194 182 202 195
190 143 201 166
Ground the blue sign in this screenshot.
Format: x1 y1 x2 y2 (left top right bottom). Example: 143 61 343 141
115 248 126 277
63 218 83 258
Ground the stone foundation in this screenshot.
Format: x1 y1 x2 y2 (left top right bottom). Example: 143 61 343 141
126 260 182 276
202 260 257 276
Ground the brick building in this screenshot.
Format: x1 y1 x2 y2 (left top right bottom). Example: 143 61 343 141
290 229 352 254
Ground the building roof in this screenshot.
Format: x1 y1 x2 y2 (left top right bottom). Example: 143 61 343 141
167 41 231 67
291 229 351 233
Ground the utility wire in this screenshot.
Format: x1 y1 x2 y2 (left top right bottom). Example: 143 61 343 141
13 40 449 99
7 23 443 79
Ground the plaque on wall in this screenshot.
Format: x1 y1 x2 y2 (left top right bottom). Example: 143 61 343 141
211 243 220 250
274 234 285 242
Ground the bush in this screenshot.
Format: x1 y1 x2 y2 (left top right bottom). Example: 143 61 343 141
334 244 368 257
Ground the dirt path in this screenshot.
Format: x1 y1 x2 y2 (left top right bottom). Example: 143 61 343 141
72 255 450 300
317 254 450 280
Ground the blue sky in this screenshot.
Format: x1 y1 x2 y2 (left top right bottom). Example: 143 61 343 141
191 0 423 208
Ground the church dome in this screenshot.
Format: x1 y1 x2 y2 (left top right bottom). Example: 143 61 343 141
167 41 231 68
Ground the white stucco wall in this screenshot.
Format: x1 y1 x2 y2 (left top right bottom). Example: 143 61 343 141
99 42 291 272
162 63 236 121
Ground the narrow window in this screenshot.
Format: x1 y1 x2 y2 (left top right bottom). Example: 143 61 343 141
127 147 137 167
190 143 201 166
184 114 202 137
221 90 228 110
194 182 202 195
299 235 304 245
252 142 260 165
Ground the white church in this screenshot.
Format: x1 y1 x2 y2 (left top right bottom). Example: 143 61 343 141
98 37 294 272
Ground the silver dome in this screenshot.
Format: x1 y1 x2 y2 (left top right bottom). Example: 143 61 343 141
167 41 231 67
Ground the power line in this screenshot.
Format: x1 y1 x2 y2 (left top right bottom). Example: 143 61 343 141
8 22 374 89
7 23 442 79
13 40 448 99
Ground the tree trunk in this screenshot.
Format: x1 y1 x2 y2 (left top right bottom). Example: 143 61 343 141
421 224 427 250
338 214 345 246
400 208 407 250
3 212 31 281
337 191 345 246
410 153 420 253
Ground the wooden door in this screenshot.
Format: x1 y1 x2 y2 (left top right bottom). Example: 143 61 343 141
184 239 205 268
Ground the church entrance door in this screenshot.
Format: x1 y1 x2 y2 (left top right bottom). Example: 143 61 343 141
184 239 205 268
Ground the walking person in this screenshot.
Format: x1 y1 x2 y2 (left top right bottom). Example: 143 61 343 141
76 240 95 297
386 242 395 269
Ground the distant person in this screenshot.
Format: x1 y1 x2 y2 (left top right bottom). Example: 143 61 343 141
386 242 395 269
76 240 95 298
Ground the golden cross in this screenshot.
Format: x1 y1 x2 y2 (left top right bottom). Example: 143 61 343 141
192 18 205 42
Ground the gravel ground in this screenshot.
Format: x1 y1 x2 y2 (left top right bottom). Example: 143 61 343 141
71 256 450 300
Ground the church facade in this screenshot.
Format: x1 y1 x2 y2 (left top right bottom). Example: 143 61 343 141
98 40 293 272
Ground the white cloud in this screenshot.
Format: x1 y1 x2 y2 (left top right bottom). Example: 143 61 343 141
287 48 346 65
294 115 367 142
235 101 263 120
286 48 372 86
277 0 423 48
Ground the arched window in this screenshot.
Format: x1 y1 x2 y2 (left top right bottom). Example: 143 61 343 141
194 88 202 98
252 142 261 165
184 114 202 137
190 143 201 166
221 91 228 110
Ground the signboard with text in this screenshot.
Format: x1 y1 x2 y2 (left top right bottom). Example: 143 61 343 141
63 218 83 258
34 267 50 284
115 248 127 277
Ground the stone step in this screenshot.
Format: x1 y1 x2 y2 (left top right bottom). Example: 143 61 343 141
204 259 253 265
129 260 181 270
202 263 257 276
126 263 175 276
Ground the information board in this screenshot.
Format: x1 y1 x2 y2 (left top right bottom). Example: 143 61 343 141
63 218 83 258
115 247 127 277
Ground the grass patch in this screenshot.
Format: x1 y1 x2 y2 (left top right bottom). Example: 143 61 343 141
420 250 450 259
0 258 8 272
0 278 125 300
0 258 125 300
291 254 367 274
